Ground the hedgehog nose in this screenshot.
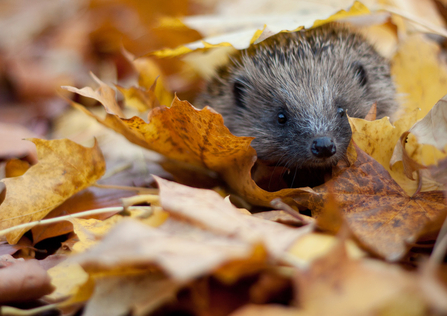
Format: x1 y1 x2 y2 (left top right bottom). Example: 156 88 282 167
311 137 336 158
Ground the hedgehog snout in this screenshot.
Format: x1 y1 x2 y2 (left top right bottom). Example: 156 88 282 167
311 137 336 158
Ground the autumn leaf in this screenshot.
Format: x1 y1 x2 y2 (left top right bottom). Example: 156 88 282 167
392 33 447 121
0 256 54 304
293 144 447 260
67 92 304 206
71 218 263 281
152 1 370 57
409 93 447 152
155 176 313 260
0 139 105 244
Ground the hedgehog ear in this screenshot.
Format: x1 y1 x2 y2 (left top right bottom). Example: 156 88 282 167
233 80 247 108
351 62 367 87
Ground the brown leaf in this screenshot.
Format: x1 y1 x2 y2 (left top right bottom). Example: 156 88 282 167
0 139 106 244
72 218 261 281
294 144 447 260
293 242 425 316
0 258 54 303
155 176 313 259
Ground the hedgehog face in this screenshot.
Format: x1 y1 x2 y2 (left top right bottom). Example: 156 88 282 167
195 25 397 185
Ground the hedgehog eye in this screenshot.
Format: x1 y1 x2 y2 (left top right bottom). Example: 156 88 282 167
277 112 287 124
352 62 367 87
233 81 247 108
337 107 346 118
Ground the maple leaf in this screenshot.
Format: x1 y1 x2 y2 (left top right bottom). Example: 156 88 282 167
67 92 305 206
293 144 447 260
0 139 105 244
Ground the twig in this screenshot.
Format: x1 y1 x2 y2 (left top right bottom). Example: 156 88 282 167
270 198 315 225
0 206 152 237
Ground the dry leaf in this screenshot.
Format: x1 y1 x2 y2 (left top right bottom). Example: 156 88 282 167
0 258 54 304
293 242 425 316
45 260 89 302
155 176 313 259
409 93 447 151
82 272 179 316
0 139 105 244
63 73 124 117
154 1 370 56
293 144 447 260
392 33 447 120
71 218 261 281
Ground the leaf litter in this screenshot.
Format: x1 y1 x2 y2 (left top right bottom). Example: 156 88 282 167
1 0 447 315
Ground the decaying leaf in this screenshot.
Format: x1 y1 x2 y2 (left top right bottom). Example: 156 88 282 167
0 139 105 244
294 144 447 260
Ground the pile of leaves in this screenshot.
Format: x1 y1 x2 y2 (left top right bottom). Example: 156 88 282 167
1 0 447 315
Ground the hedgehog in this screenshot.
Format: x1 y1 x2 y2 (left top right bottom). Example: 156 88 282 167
195 24 397 187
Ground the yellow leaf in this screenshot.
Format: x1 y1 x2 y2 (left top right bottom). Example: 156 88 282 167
123 50 173 107
152 1 370 58
392 33 447 120
0 139 105 244
46 261 89 301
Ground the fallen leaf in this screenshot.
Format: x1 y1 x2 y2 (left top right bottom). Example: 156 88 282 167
155 176 313 259
62 73 124 117
390 131 426 180
391 33 447 120
154 1 370 56
45 260 89 302
0 259 54 304
409 93 447 152
0 138 105 244
31 186 134 245
71 218 262 281
293 144 447 260
292 242 425 316
5 159 30 178
67 93 304 207
82 271 180 316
